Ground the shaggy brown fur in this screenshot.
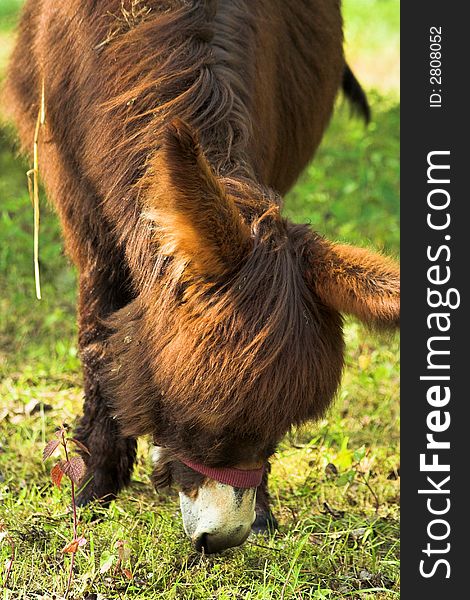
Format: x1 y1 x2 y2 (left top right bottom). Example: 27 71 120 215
4 0 399 524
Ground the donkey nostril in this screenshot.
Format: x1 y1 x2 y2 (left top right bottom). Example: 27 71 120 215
193 532 223 554
194 532 209 553
193 527 250 554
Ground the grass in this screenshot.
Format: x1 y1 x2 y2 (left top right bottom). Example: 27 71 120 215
0 1 399 598
342 0 400 94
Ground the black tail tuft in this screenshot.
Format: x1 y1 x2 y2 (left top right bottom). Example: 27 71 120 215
342 64 371 124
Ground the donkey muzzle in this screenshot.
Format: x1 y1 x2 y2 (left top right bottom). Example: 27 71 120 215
179 480 257 553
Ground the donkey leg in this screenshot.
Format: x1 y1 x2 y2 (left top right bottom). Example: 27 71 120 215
252 465 279 534
75 268 137 506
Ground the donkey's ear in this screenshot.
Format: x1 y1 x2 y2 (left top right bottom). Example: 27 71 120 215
308 238 400 328
145 118 251 278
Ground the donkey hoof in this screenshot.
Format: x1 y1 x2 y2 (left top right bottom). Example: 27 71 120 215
77 483 118 506
75 484 99 508
251 510 279 535
76 488 117 508
76 474 118 508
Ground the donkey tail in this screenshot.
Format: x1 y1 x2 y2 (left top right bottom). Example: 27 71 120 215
342 64 371 124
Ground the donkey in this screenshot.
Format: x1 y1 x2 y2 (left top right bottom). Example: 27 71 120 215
5 0 399 553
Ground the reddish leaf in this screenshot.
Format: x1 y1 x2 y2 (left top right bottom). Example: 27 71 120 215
62 539 79 553
51 462 65 488
70 438 91 455
62 456 86 484
62 536 87 554
43 438 60 461
116 540 131 563
122 568 133 580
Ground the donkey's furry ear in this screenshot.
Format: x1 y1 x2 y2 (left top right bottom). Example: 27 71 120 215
145 118 251 278
308 237 400 329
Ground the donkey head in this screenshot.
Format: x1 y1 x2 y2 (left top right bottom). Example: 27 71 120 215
106 120 399 553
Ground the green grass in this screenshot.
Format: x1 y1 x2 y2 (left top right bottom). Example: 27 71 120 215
0 1 399 598
285 94 399 256
342 0 400 94
0 1 23 32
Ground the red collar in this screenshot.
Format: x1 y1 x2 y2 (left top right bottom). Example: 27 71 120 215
179 458 265 488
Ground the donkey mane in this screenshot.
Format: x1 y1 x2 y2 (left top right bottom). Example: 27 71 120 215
100 0 256 190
